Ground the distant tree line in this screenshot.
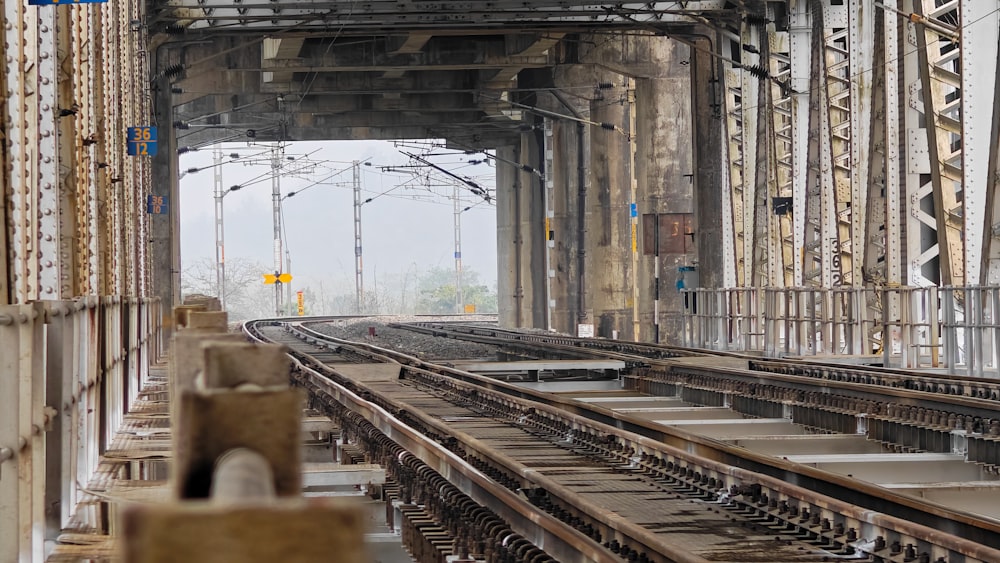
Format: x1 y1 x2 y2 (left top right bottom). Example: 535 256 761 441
181 257 498 321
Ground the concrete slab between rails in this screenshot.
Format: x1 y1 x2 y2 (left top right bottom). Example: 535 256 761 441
782 452 989 483
663 356 750 370
516 380 627 393
728 434 889 455
655 419 806 438
303 463 386 488
572 396 684 407
612 406 744 421
784 354 884 365
451 359 625 371
329 363 402 382
881 481 1000 519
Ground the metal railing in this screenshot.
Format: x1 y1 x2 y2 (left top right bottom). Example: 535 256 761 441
0 297 161 562
681 286 1000 376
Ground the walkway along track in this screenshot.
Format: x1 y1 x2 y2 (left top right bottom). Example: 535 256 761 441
396 322 1000 470
246 319 1000 563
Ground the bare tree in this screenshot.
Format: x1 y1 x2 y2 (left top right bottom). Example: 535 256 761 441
181 257 276 322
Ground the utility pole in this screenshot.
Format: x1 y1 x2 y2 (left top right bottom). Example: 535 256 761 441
352 161 364 314
285 248 293 315
271 143 285 316
213 144 226 309
453 183 464 313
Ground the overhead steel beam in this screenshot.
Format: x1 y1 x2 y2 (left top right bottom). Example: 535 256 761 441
152 1 732 31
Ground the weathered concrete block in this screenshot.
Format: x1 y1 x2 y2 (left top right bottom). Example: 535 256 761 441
168 333 246 399
122 499 368 563
201 342 289 389
182 294 222 311
174 388 304 499
186 311 229 332
173 305 207 330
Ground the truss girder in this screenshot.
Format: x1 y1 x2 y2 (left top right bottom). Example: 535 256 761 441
716 0 1000 294
765 17 795 288
800 0 874 289
722 25 755 288
914 0 965 286
155 1 730 31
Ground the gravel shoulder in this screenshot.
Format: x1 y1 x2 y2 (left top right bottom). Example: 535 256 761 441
307 315 502 360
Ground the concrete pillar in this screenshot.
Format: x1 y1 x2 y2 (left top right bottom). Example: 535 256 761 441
496 133 546 329
496 143 522 327
634 38 696 343
691 36 724 291
588 80 633 339
518 128 547 328
543 74 591 335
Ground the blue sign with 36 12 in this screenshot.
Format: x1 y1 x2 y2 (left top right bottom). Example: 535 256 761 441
127 127 158 156
29 0 107 4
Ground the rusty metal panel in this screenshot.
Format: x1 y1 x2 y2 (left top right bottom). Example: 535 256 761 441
642 213 693 255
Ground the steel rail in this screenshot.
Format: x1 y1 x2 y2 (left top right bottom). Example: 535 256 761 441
274 318 1000 559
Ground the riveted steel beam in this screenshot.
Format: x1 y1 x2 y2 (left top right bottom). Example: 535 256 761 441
960 0 1000 285
914 0 965 287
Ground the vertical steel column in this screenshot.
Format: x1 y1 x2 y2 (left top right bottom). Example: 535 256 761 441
960 1 1000 286
43 301 76 538
5 1 60 302
863 8 891 351
847 0 875 288
721 18 761 288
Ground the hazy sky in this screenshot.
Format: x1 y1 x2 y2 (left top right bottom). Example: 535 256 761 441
179 140 499 296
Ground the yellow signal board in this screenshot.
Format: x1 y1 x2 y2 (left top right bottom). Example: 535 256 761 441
263 273 293 285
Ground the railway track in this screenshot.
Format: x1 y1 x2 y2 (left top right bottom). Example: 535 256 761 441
394 321 1000 401
394 322 1000 466
246 318 1000 563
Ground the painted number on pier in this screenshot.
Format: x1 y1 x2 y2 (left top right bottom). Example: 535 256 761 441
146 195 168 215
127 127 158 156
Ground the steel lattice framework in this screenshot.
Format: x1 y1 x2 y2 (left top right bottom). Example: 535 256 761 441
2 1 152 305
721 0 1000 295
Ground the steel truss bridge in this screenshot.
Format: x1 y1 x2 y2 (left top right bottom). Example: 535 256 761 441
3 0 1000 561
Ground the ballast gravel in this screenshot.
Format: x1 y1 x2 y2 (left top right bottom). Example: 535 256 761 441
308 315 502 360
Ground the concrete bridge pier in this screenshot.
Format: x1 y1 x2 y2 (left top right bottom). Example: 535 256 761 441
496 134 546 329
587 78 633 339
634 38 697 343
498 33 721 343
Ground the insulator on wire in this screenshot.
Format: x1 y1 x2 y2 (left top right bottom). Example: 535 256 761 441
162 64 184 78
600 123 616 131
597 81 615 89
744 13 769 27
743 64 769 80
163 24 187 35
